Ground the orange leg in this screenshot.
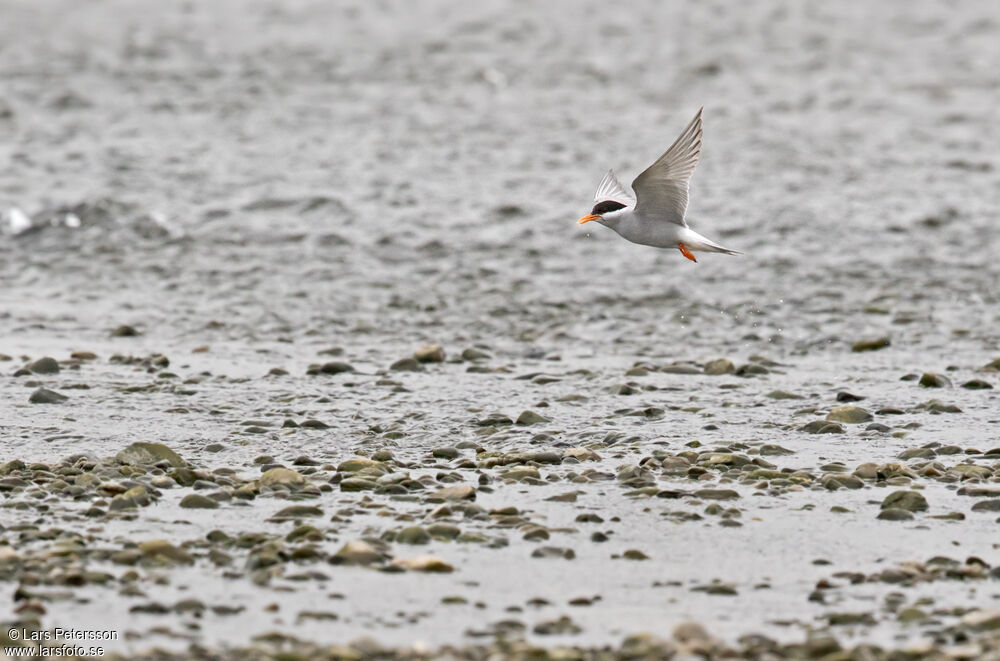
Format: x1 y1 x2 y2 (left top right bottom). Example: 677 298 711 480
678 242 697 262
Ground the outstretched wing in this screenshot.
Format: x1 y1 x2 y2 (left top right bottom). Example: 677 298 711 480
631 107 702 226
593 169 635 206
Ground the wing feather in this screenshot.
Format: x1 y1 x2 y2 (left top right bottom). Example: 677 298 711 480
593 169 635 206
631 107 703 227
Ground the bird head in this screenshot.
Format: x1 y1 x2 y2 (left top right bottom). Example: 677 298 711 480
578 199 627 226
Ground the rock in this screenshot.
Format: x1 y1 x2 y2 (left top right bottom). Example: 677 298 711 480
116 442 185 467
307 361 355 375
27 357 60 374
259 467 306 487
623 549 649 560
759 444 794 456
391 555 454 573
563 447 601 462
971 499 1000 512
673 621 711 643
694 489 740 500
919 372 951 388
337 457 385 473
430 485 476 501
877 508 914 521
414 344 445 363
826 406 874 424
330 540 388 566
852 337 890 352
962 610 1000 631
340 477 378 492
270 505 323 520
390 357 423 372
703 359 735 375
881 490 928 512
139 540 192 565
431 447 460 459
396 526 431 545
111 324 140 337
29 387 68 404
766 390 803 400
516 410 549 425
461 347 491 361
836 391 864 402
800 420 845 434
961 379 993 390
180 494 219 509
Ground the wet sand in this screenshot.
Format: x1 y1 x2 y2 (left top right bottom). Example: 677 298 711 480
2 0 1000 658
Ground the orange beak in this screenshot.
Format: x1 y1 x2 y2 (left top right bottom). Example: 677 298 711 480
577 214 601 225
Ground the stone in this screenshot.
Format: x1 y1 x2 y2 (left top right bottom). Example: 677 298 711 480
390 357 423 372
111 324 140 337
27 357 60 374
852 337 890 352
139 540 192 565
270 505 323 520
430 485 476 501
877 508 914 521
414 344 445 363
391 555 454 573
259 467 306 487
703 359 735 375
309 361 355 375
694 489 740 500
971 499 1000 512
881 490 928 512
826 406 873 424
116 442 185 467
516 410 549 425
339 477 378 491
461 347 491 361
330 540 387 566
919 372 951 388
962 610 1000 631
623 549 649 560
961 379 992 390
396 526 431 545
180 494 219 509
29 388 68 404
800 420 845 434
337 457 385 473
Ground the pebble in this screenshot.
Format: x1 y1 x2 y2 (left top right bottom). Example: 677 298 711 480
28 387 68 403
258 467 306 487
430 485 476 501
180 494 219 509
825 406 873 424
852 337 890 352
516 410 549 425
414 344 446 363
919 372 951 388
391 555 454 573
881 490 928 512
116 442 186 468
27 356 60 374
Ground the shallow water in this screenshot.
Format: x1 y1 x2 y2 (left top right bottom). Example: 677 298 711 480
2 0 1000 656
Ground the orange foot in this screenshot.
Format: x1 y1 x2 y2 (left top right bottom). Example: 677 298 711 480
678 242 697 262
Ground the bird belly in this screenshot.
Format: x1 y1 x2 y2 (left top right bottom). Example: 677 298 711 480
613 217 683 248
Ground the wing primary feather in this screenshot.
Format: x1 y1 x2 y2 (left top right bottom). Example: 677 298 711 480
630 107 704 226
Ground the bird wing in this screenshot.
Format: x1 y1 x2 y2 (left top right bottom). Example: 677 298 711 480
631 107 703 227
593 169 635 206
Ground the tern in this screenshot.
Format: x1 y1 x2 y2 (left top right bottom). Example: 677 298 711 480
577 107 741 262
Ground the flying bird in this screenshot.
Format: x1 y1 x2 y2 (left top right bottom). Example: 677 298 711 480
577 107 740 262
